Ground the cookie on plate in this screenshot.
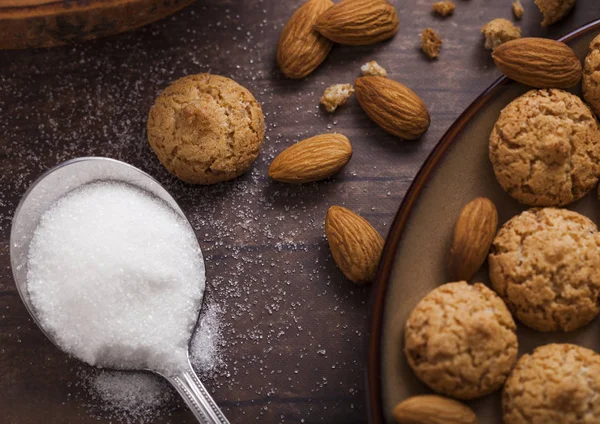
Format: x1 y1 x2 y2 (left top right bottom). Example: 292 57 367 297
583 34 600 118
404 281 518 400
489 207 600 332
147 74 264 185
489 89 600 207
503 344 600 423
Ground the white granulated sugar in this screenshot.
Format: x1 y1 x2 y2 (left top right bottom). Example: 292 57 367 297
83 300 223 422
87 371 175 424
191 299 225 378
27 182 205 375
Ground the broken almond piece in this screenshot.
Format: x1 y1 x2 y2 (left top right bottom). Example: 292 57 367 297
512 0 524 19
432 1 455 17
481 18 521 50
360 61 387 77
320 83 354 113
421 28 442 59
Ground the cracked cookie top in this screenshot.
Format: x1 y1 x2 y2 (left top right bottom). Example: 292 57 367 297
583 34 600 119
503 344 600 424
489 208 600 332
147 73 264 185
489 89 600 206
404 281 518 400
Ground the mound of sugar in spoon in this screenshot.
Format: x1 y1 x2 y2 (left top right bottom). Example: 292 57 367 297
26 182 205 375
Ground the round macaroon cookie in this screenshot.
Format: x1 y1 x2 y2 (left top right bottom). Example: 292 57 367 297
489 89 600 207
404 281 518 400
583 34 600 118
489 207 600 332
147 73 264 185
503 344 600 423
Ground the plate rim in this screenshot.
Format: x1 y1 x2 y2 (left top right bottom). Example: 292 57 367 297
365 18 600 424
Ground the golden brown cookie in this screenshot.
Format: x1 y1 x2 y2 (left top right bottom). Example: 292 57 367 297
503 344 600 423
489 89 600 206
489 208 600 332
147 74 264 185
583 34 600 118
404 281 518 400
534 0 576 27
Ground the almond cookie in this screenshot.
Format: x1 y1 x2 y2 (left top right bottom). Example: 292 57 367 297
489 208 600 332
404 281 518 400
489 89 600 206
147 74 264 185
583 34 600 118
503 344 600 423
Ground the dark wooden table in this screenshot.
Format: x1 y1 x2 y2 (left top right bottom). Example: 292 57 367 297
1 1 600 423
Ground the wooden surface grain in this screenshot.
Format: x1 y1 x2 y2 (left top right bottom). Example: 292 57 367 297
1 1 599 423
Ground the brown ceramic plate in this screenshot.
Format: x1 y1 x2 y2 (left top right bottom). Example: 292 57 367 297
367 19 600 424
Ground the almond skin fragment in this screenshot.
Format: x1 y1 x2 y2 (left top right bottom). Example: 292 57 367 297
325 206 384 284
393 395 479 424
268 134 352 183
492 37 582 88
314 0 399 46
355 76 430 140
448 197 498 281
277 0 334 79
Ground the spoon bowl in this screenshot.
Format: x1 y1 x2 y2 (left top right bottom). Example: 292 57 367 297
10 157 229 424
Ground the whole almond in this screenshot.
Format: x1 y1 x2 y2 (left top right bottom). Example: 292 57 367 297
325 206 384 284
269 134 352 183
355 76 430 140
393 395 479 424
448 197 498 281
492 37 581 88
314 0 399 45
277 0 334 79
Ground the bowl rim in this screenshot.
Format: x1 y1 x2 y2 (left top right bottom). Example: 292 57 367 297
365 18 600 424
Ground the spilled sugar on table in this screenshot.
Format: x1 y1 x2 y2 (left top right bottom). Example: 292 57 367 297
1 1 600 423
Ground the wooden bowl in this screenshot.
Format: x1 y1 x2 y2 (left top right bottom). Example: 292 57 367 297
0 0 195 49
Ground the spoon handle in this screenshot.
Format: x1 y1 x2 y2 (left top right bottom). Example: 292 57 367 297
167 360 230 424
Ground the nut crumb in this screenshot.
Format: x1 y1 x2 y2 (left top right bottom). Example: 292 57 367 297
360 61 387 77
481 18 521 50
432 1 455 17
320 83 354 113
535 0 576 27
512 0 524 19
421 28 442 59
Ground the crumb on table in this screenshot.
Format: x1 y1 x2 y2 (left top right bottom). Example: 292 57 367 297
421 28 442 59
512 0 524 19
320 84 354 113
481 18 521 50
360 61 387 77
432 1 456 17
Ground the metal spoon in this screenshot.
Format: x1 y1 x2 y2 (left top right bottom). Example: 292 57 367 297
10 157 229 424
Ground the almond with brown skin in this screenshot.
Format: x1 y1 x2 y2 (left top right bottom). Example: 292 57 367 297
393 395 479 424
492 37 582 88
269 134 352 183
314 0 399 46
448 197 498 281
277 0 334 79
325 206 384 284
355 76 430 140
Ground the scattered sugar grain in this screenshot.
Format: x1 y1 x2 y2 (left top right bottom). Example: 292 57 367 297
88 372 175 424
